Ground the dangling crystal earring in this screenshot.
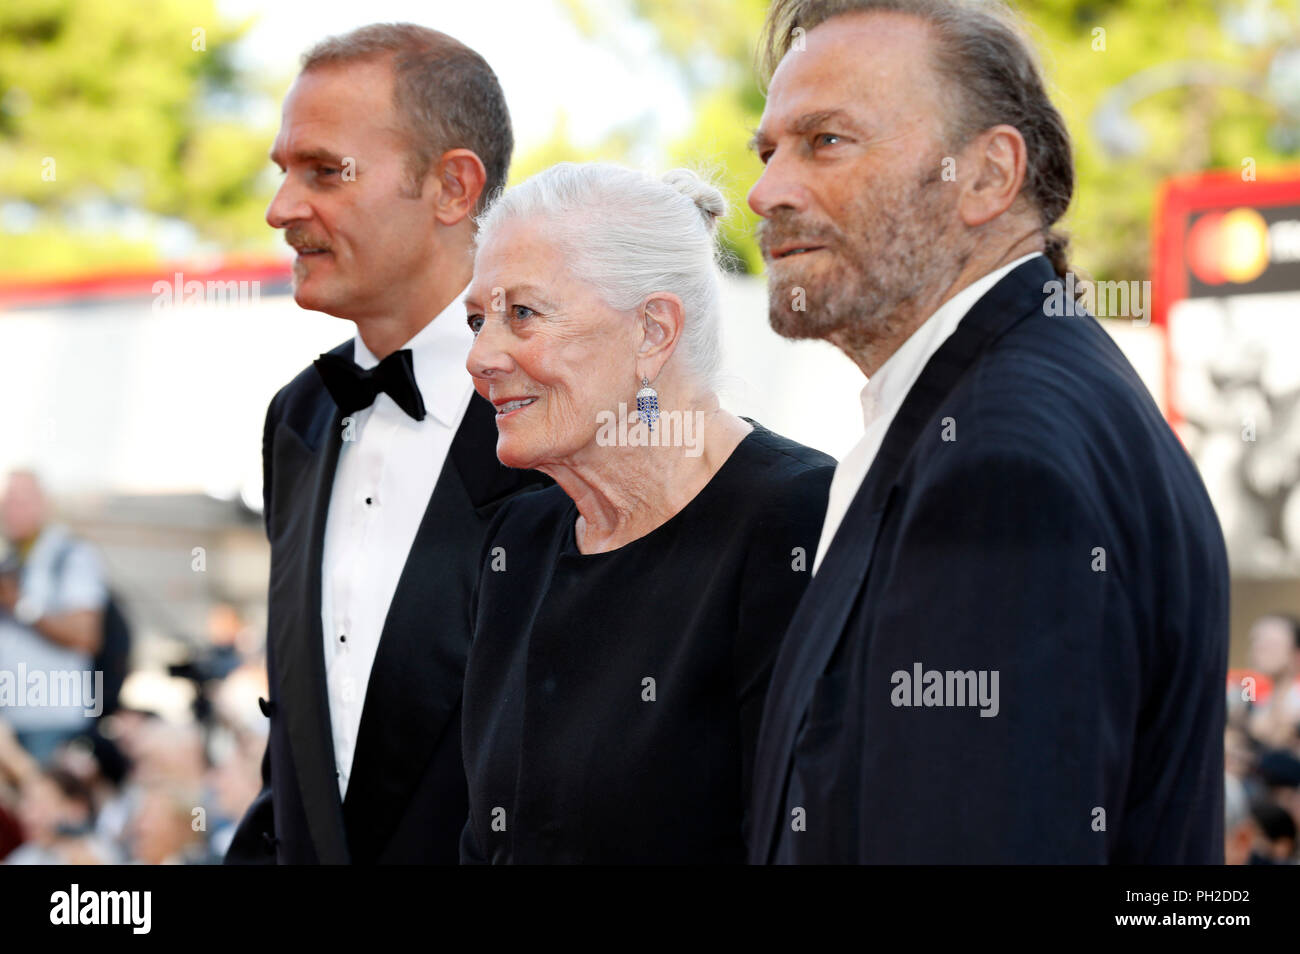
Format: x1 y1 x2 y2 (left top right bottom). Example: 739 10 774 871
636 376 660 431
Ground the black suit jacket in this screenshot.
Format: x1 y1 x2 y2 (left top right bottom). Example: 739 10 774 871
750 256 1230 864
225 339 548 864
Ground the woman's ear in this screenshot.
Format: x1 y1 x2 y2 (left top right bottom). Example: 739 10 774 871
635 293 685 380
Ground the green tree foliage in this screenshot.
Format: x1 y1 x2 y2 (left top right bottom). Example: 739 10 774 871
0 0 273 278
4 1 1295 284
1029 0 1298 281
550 0 770 273
555 0 1300 281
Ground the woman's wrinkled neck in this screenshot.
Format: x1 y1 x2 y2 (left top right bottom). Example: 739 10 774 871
538 394 752 554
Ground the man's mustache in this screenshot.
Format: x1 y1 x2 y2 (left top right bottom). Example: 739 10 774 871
757 213 839 260
285 226 331 252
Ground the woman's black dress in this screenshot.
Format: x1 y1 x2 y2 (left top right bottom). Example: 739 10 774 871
461 421 834 863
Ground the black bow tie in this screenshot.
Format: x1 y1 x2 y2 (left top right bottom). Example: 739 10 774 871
313 348 426 422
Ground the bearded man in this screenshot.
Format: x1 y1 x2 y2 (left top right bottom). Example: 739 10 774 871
747 0 1229 864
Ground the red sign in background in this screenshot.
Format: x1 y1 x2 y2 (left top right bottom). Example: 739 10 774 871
1152 168 1300 424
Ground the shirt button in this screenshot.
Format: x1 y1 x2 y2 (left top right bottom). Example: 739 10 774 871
339 633 347 643
364 496 373 505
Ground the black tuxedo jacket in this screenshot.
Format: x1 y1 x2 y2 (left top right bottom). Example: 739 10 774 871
225 339 547 864
750 256 1230 864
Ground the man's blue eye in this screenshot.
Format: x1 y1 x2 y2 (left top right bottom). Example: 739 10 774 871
816 134 841 147
467 315 484 334
512 305 536 321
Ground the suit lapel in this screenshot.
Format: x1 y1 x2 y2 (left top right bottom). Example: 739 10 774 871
269 396 351 864
751 488 891 862
341 394 545 857
754 256 1057 861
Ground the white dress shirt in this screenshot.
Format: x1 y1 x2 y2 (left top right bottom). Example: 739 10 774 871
320 289 475 799
812 253 1044 574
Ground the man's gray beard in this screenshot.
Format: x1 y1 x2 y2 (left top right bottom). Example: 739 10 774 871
766 171 952 349
767 266 909 343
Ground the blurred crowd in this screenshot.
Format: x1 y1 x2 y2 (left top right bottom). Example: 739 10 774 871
3 467 1300 864
0 704 265 865
0 470 266 864
1226 613 1300 864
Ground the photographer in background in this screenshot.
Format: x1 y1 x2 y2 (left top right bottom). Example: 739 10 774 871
0 469 107 763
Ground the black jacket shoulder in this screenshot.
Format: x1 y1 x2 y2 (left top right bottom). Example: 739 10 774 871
265 338 351 437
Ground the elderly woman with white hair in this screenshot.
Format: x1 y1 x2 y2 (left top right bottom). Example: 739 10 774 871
459 162 833 864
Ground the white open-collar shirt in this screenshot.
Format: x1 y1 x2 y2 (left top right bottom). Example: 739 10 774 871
812 253 1044 575
320 288 475 799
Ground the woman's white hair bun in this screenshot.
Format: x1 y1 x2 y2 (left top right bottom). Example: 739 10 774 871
661 168 726 234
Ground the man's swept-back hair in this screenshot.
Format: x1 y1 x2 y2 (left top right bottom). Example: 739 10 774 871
302 23 512 214
759 0 1074 277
